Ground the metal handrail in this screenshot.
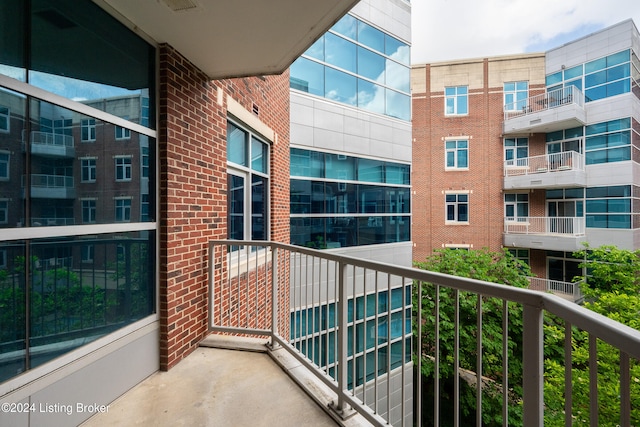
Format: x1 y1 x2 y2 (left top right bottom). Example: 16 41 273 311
504 150 584 177
208 240 640 427
504 85 584 120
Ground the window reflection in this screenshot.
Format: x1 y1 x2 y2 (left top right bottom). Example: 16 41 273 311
0 89 153 228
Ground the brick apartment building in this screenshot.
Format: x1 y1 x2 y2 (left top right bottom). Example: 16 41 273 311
412 20 640 293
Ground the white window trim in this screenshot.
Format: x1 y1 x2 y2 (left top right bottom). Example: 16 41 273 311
114 155 133 182
81 157 97 183
444 137 470 170
0 106 9 133
114 196 133 223
444 86 468 116
444 190 470 225
0 150 10 181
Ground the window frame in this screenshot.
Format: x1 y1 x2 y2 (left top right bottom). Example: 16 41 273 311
0 151 10 180
81 118 96 142
0 105 9 133
445 192 469 224
81 157 97 183
115 155 133 182
444 85 468 116
114 197 132 222
226 119 271 243
445 139 469 170
503 81 529 111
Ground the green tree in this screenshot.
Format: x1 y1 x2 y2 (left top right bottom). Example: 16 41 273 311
543 245 640 426
414 248 531 426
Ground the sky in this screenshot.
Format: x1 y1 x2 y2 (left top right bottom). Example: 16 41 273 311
411 0 640 64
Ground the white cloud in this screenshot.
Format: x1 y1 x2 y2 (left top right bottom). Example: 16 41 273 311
411 0 640 64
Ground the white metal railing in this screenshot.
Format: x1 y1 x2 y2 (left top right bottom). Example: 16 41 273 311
528 277 584 302
504 86 584 120
22 130 74 147
208 240 640 427
504 216 586 236
504 150 584 177
23 174 74 188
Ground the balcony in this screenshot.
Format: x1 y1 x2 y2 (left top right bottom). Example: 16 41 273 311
22 174 75 199
504 151 586 189
503 86 586 134
528 277 584 303
504 217 586 251
85 240 640 426
23 130 75 158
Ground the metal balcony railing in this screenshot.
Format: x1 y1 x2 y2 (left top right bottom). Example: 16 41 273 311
504 86 584 120
23 130 74 148
23 174 74 188
504 217 586 236
504 151 584 177
208 240 640 427
528 277 584 302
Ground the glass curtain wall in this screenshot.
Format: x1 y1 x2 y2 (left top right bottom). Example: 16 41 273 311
0 0 156 383
290 148 410 248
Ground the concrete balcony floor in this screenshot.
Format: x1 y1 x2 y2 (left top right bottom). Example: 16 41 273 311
81 335 345 427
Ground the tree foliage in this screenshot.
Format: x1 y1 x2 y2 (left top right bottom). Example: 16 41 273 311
414 248 531 426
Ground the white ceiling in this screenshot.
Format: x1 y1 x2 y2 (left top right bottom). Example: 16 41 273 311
99 0 359 79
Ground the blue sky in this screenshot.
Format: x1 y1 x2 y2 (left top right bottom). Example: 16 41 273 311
411 0 640 64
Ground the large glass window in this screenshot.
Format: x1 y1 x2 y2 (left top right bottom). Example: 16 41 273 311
505 193 529 221
0 0 156 384
504 81 528 111
445 139 468 169
290 148 410 248
504 137 529 166
586 185 634 229
446 193 469 223
585 118 631 164
227 121 269 242
289 14 410 121
445 86 468 115
0 233 154 382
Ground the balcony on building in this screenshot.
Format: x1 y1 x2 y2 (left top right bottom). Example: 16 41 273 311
504 216 586 251
503 86 586 134
81 240 640 427
504 150 586 189
23 130 75 158
22 174 75 199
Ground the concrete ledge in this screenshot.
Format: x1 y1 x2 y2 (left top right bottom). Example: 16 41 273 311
199 334 270 352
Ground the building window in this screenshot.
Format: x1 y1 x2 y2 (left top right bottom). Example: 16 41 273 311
446 193 468 223
504 193 529 221
81 119 96 142
0 199 8 224
115 198 131 222
227 120 269 242
445 86 468 115
141 194 150 221
81 158 97 182
445 139 468 169
0 151 9 180
115 156 132 181
585 118 631 165
141 147 149 178
586 185 634 229
504 81 528 111
546 128 583 155
290 148 411 248
508 248 530 267
504 138 528 166
82 199 96 223
289 13 411 121
81 244 94 263
115 118 131 140
0 106 9 133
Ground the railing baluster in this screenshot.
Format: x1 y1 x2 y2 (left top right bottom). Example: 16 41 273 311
522 304 543 427
336 260 349 414
502 300 508 427
564 321 572 427
476 293 483 427
416 280 422 427
589 334 598 427
620 351 631 427
454 288 460 427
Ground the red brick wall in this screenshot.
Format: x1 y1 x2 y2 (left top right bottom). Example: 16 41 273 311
412 58 547 263
158 44 290 370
